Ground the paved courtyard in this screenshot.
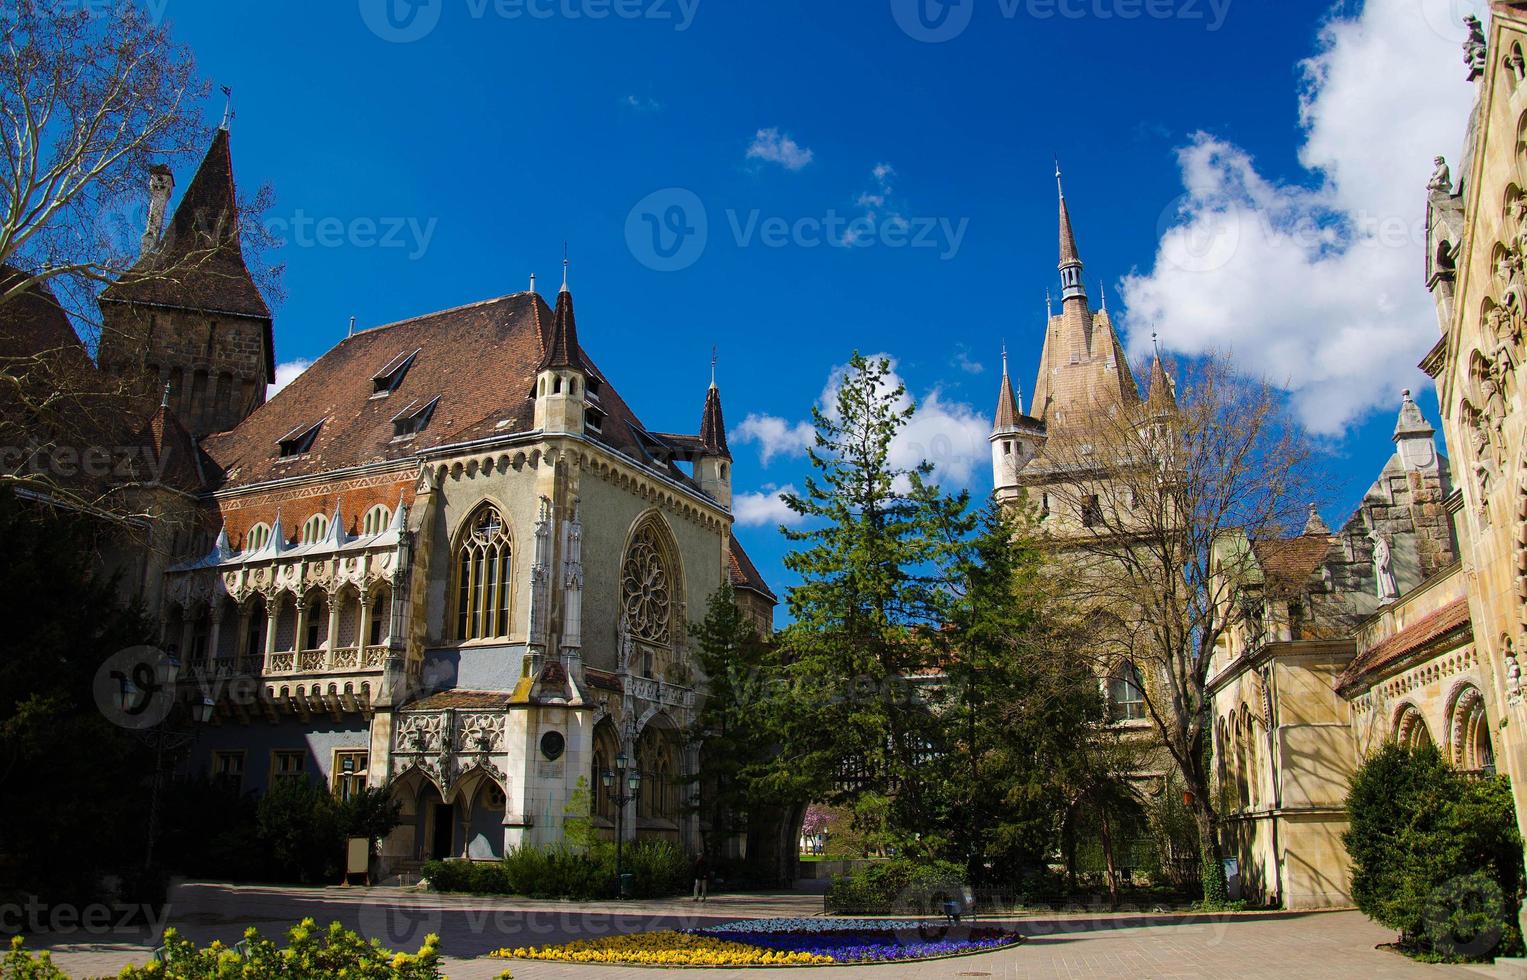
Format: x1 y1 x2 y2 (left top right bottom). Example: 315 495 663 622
23 882 1478 979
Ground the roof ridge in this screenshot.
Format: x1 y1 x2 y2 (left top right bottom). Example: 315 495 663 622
353 290 535 337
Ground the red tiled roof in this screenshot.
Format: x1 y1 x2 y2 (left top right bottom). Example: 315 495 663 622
699 385 729 459
0 266 87 364
729 535 776 602
101 130 274 378
1253 535 1335 594
1336 597 1473 691
994 371 1022 429
137 403 207 493
201 289 689 491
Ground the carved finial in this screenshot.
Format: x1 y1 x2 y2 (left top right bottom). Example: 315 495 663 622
1099 281 1107 311
219 86 234 131
710 345 718 389
347 315 356 338
160 383 171 409
1045 289 1053 318
1055 157 1064 200
529 272 537 294
561 243 569 293
1001 341 1008 377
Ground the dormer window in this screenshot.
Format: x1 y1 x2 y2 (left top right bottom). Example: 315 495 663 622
371 349 420 397
586 406 605 433
277 421 322 458
391 396 440 440
585 376 602 401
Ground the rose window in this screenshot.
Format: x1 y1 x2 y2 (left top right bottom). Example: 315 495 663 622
622 525 672 645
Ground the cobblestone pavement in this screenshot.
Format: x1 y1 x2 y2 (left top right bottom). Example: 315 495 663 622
22 883 1464 979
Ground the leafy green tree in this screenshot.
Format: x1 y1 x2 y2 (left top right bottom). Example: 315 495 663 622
256 778 342 883
338 781 404 850
1345 741 1524 960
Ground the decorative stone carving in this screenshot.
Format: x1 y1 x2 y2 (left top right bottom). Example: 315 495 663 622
1372 532 1399 602
621 524 673 645
1428 156 1452 194
1506 642 1524 706
1466 15 1488 80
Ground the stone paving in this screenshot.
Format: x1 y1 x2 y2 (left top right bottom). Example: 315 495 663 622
21 882 1471 979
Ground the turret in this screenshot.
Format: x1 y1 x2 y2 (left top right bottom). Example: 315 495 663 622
696 360 732 508
990 347 1045 497
1393 388 1439 473
534 260 586 436
1057 165 1088 309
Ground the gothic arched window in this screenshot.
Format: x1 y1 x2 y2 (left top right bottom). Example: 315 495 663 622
300 513 329 545
622 522 675 646
362 504 391 536
455 504 512 641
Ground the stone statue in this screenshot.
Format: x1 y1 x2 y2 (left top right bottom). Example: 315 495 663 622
1371 532 1398 602
1466 15 1488 80
1507 646 1523 705
1428 156 1452 194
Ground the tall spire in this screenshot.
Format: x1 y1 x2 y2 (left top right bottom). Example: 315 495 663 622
1056 162 1088 306
700 370 729 459
540 267 581 370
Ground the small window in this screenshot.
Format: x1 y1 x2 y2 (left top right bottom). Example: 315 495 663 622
212 751 245 792
300 513 329 545
585 406 605 432
371 349 420 396
1109 662 1147 722
270 750 306 785
1003 441 1012 456
585 375 602 400
362 505 391 535
369 595 388 646
245 523 271 552
277 421 322 458
391 396 440 440
569 378 578 396
1081 495 1103 528
333 750 368 801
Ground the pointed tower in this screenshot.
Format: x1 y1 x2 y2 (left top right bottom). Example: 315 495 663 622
534 259 586 436
990 347 1047 502
99 127 275 440
1028 168 1139 430
696 356 732 508
1393 388 1440 473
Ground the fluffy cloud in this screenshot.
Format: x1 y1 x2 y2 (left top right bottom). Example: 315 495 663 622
733 484 804 528
268 358 312 397
732 413 816 465
1120 0 1484 435
747 128 814 171
844 162 905 246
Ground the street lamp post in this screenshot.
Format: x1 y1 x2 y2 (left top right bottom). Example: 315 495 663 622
602 752 642 898
120 671 214 871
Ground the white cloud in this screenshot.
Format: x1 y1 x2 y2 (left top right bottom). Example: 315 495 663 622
818 353 991 488
622 94 662 112
747 128 814 171
732 413 815 465
1119 0 1484 435
733 484 804 528
268 358 312 397
844 162 906 246
951 345 985 375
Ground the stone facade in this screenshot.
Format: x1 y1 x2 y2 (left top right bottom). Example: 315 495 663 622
79 131 777 872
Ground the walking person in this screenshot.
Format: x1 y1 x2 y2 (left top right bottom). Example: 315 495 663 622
692 852 710 902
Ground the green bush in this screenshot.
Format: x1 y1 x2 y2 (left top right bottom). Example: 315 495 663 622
3 937 69 980
824 858 967 914
115 918 442 978
256 779 342 884
423 840 689 900
1344 742 1524 962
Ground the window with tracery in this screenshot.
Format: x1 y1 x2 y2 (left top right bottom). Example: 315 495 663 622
622 523 674 646
455 504 512 640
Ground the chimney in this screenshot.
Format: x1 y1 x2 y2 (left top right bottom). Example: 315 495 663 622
141 164 175 256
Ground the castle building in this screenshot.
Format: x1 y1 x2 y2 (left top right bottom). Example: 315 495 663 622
1205 0 1527 911
30 121 775 869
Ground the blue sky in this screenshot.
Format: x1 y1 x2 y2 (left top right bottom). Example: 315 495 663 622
156 0 1483 606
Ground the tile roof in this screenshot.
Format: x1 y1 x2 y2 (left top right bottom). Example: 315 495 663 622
1335 597 1473 691
994 368 1022 429
200 288 692 492
137 401 207 494
699 384 729 458
539 285 580 370
728 534 776 602
402 689 515 711
0 267 87 364
1252 534 1335 595
101 130 274 379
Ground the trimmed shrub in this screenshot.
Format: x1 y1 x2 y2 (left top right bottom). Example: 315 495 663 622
116 918 442 978
1344 742 1524 961
424 841 689 900
825 858 967 914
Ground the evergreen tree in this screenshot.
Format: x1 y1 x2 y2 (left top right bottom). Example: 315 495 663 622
775 353 972 844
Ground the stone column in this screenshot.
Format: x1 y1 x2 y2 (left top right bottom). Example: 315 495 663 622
206 603 224 666
264 595 280 662
326 591 341 665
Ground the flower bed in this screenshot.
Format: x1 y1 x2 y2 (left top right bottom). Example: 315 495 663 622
490 917 1022 967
